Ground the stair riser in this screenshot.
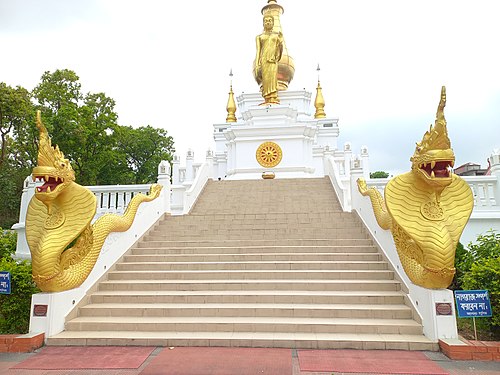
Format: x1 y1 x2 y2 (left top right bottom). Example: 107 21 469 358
79 307 413 320
116 262 388 271
138 239 374 247
144 230 368 239
133 246 378 254
46 336 438 351
98 282 401 292
90 294 406 305
65 321 422 335
107 270 394 280
124 254 382 262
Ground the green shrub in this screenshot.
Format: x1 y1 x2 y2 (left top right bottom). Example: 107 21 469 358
461 256 500 329
0 228 17 260
0 256 39 334
456 230 500 336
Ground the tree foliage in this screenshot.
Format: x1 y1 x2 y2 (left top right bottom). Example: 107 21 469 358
0 69 175 227
370 171 389 179
455 230 500 335
0 83 35 227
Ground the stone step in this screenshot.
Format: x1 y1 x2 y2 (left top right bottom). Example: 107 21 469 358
89 290 408 305
106 269 395 281
147 228 368 236
64 316 423 335
46 331 438 351
133 245 378 254
150 222 363 231
160 212 355 221
124 253 382 262
136 238 374 247
79 303 413 319
98 279 402 292
115 260 388 271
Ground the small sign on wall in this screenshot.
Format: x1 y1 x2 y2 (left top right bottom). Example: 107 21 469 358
0 271 11 294
435 302 453 316
33 304 48 317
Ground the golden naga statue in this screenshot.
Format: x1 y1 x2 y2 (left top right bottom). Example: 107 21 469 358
26 111 162 292
357 87 473 289
254 14 284 105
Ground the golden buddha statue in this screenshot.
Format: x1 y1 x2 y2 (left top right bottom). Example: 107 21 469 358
254 15 284 104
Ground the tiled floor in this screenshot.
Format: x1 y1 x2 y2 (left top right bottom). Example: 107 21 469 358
1 347 499 375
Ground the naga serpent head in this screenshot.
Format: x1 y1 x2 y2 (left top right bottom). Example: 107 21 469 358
33 111 75 213
410 86 455 191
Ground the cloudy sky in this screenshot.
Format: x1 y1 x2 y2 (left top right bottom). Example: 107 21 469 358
1 0 499 175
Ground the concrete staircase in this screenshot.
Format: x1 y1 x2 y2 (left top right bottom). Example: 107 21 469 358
48 178 438 350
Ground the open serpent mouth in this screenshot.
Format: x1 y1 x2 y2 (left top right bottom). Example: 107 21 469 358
35 175 64 193
419 160 454 178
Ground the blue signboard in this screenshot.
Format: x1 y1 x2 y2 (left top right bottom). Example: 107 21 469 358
0 271 11 294
455 290 492 318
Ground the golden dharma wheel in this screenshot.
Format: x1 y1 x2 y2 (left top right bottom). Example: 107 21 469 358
256 141 282 168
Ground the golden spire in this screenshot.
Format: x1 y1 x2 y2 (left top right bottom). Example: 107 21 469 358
225 69 237 123
314 64 326 119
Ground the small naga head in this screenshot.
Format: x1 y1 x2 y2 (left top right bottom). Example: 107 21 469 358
32 111 75 212
410 86 455 191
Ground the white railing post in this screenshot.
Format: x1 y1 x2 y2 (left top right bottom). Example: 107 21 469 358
343 142 352 178
172 155 180 185
157 160 172 213
360 146 370 180
185 150 194 182
12 176 37 259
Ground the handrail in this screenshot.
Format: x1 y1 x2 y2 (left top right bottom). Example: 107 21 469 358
183 161 210 214
324 155 350 211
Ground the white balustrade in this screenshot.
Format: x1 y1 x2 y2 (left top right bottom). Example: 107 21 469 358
465 175 498 209
90 184 152 219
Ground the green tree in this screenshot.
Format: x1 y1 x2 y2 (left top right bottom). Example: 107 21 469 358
0 83 35 227
370 171 389 178
116 125 174 184
33 70 122 185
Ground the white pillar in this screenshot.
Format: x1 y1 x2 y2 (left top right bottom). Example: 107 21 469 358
360 145 370 180
185 150 194 182
343 142 352 178
206 150 214 180
157 160 172 213
172 155 180 184
488 149 500 206
13 176 37 260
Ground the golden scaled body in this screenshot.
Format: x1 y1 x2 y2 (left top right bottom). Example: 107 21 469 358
357 87 473 289
26 112 162 292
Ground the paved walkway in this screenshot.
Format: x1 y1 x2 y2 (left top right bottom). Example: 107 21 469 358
1 347 499 375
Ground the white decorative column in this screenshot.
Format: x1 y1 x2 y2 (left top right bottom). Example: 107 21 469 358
172 155 180 185
360 146 370 180
185 150 194 182
206 150 214 179
157 160 172 213
13 176 38 259
343 142 352 177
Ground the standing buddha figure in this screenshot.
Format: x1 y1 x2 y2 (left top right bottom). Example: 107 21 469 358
253 0 295 105
254 15 283 104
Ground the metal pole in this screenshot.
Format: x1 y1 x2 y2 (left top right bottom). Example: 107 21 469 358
473 317 478 341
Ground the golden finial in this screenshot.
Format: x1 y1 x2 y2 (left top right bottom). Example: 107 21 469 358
314 64 326 119
226 69 237 123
